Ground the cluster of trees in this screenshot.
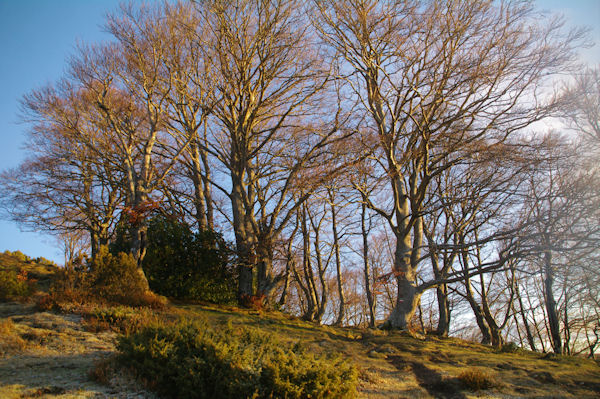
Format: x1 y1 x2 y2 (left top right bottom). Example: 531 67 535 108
1 0 598 355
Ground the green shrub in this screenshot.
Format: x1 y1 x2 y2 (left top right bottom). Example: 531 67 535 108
44 247 165 309
83 305 159 334
141 217 236 303
89 247 147 305
10 250 29 262
499 342 521 353
458 368 496 391
0 269 36 300
117 320 358 399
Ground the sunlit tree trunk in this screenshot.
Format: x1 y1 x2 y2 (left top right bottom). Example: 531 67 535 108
329 189 346 326
361 202 376 328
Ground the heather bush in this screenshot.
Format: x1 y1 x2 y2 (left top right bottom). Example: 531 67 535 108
10 250 29 262
499 342 521 353
117 320 358 399
83 305 159 334
0 269 36 300
0 318 27 355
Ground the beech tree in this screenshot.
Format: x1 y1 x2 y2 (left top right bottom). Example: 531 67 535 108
195 0 351 300
0 82 122 259
160 1 216 231
314 0 583 329
561 67 600 144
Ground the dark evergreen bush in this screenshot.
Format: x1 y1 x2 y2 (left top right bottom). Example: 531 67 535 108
142 216 236 303
117 320 358 399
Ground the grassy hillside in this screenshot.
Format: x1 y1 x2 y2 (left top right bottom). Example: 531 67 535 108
0 251 599 398
0 250 58 292
165 303 600 398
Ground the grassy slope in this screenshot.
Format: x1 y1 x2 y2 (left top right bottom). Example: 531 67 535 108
173 303 600 399
2 252 600 398
0 251 57 292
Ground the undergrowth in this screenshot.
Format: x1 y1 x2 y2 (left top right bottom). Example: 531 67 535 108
0 269 36 301
83 305 160 334
36 247 166 311
117 319 358 399
0 318 28 355
458 368 497 391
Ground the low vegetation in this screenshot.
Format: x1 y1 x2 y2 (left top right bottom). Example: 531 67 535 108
37 246 166 311
118 320 358 399
457 369 497 391
1 251 600 399
0 250 54 301
0 269 36 301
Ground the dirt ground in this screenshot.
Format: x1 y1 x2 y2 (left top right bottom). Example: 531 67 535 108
0 302 155 399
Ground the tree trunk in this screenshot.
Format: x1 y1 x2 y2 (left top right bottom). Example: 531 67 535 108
90 229 100 261
200 120 214 229
436 284 451 336
467 296 492 345
309 207 328 324
563 288 571 355
231 178 255 300
515 281 537 351
480 281 504 347
278 257 291 307
543 250 562 354
129 221 150 291
463 270 492 343
459 246 492 344
386 223 422 329
430 244 450 336
387 274 422 330
300 206 319 321
190 141 208 232
330 193 345 326
256 239 275 297
361 203 376 328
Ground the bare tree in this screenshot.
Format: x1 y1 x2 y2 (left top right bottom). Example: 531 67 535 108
195 0 351 301
160 2 216 231
561 66 600 144
512 134 600 353
314 0 583 329
0 81 122 260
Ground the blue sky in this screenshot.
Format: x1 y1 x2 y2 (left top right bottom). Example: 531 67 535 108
0 0 598 264
0 0 130 263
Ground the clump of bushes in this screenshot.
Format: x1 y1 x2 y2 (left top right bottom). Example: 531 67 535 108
458 368 496 391
141 216 237 304
240 293 267 311
117 320 358 399
499 342 521 353
83 305 159 334
88 248 151 306
0 318 28 355
0 269 36 301
8 250 30 263
38 246 165 310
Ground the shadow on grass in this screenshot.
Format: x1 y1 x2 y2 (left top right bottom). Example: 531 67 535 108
389 355 467 399
182 304 359 344
0 352 111 395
